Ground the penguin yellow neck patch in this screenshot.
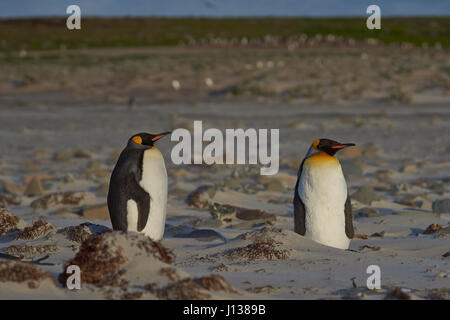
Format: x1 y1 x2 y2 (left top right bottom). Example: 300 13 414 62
306 152 339 167
132 136 142 145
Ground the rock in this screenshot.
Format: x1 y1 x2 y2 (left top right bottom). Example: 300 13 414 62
15 219 56 240
436 226 450 238
339 146 362 159
24 160 39 172
355 207 382 218
210 203 236 219
187 185 216 209
1 180 25 195
73 149 92 159
423 224 442 234
224 177 241 189
24 176 44 197
0 194 22 207
24 173 54 184
236 208 276 221
84 162 110 179
6 244 59 256
400 164 418 173
0 260 57 289
0 208 28 236
395 195 431 209
31 191 96 210
371 231 386 237
81 204 110 220
386 287 412 300
32 148 50 160
157 274 237 300
351 186 380 205
266 180 285 192
54 151 72 162
62 222 110 243
372 169 394 182
432 199 450 213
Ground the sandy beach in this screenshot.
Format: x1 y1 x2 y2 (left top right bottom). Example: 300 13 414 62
0 101 449 299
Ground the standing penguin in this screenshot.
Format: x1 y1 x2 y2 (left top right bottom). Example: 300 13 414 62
108 132 170 241
293 138 355 249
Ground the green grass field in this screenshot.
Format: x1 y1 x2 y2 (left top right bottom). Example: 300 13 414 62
0 17 448 53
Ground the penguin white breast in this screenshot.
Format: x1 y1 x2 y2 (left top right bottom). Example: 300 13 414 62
298 153 350 249
139 147 168 241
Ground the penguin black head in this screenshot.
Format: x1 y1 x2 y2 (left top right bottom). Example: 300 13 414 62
129 132 171 148
311 138 355 156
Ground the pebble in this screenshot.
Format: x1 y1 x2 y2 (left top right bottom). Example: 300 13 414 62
54 151 72 162
210 203 236 219
432 199 450 213
0 180 25 195
81 204 110 220
224 177 241 189
236 208 276 221
351 186 380 205
266 180 285 192
187 185 216 209
24 160 39 172
31 191 95 210
372 169 395 182
24 176 44 197
400 164 418 173
355 207 382 218
73 149 92 159
0 194 22 207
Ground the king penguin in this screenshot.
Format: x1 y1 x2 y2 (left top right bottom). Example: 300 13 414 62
293 138 355 250
108 132 171 241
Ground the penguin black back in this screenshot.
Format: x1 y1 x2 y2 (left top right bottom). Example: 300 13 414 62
107 132 170 234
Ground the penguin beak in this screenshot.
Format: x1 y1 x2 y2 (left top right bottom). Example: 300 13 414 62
331 143 355 149
152 132 171 142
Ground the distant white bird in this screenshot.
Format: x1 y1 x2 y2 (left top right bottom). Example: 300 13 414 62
172 80 181 90
205 77 214 87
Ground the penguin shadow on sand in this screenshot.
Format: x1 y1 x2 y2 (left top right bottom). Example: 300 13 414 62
169 227 228 248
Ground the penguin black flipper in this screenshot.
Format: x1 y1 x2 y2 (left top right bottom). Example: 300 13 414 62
108 149 150 232
293 160 306 236
344 195 354 238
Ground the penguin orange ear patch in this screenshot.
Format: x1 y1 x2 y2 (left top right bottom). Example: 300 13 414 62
312 139 320 150
132 136 142 145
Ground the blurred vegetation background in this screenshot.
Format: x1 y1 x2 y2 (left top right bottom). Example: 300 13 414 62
0 17 448 52
0 17 448 106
